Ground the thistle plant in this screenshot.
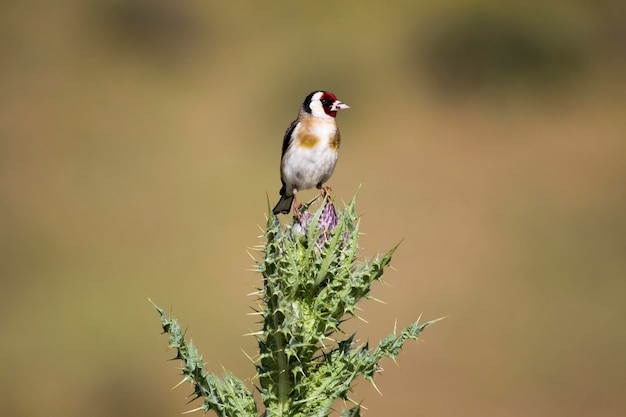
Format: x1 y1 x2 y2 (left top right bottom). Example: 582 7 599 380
151 191 438 417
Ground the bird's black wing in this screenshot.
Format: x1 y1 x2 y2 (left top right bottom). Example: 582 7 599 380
281 119 298 158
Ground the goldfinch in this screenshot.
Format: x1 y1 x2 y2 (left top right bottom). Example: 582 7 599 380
272 91 349 215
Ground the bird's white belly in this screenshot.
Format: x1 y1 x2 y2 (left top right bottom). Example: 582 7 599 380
282 144 338 191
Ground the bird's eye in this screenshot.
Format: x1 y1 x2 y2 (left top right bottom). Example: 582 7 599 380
321 98 330 106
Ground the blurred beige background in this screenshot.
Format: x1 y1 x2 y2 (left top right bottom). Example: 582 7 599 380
1 1 625 416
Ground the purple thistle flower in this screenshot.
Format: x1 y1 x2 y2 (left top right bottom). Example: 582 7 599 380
292 198 338 246
319 198 338 234
292 211 313 236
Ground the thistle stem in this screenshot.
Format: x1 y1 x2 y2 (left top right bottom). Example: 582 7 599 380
269 288 291 415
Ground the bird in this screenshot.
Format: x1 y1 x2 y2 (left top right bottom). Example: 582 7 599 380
272 90 349 215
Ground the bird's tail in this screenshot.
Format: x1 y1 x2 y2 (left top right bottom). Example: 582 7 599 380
272 194 294 215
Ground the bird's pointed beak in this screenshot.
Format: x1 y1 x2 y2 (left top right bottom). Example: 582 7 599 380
331 100 349 111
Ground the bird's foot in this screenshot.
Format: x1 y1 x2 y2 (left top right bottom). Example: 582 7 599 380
320 185 332 198
293 204 304 221
292 195 303 221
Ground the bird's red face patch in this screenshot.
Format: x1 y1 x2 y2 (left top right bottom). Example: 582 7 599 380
320 92 338 118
